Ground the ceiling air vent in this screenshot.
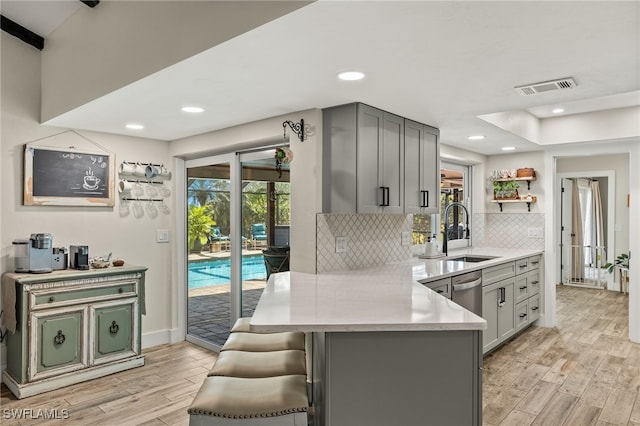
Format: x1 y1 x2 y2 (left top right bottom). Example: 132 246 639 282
515 77 577 96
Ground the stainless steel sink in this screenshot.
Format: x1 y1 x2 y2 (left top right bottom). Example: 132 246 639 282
445 255 498 263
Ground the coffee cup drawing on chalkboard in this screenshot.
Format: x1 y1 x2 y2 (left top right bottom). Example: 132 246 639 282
83 169 100 190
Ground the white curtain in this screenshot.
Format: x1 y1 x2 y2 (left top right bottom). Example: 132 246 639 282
591 179 605 266
571 179 584 280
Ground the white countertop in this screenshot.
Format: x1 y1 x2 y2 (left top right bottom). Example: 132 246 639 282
250 247 542 333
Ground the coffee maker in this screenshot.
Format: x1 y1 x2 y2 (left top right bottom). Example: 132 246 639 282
70 245 89 270
28 233 53 273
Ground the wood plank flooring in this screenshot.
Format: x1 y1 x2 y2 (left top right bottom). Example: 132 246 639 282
484 285 639 426
0 342 218 426
1 284 637 425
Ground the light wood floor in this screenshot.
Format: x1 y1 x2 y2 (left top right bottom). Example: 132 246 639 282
1 285 637 425
484 285 639 426
0 343 218 426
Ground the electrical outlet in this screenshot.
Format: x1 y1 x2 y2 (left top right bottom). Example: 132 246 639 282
401 232 411 246
527 227 543 238
157 229 169 243
335 236 347 253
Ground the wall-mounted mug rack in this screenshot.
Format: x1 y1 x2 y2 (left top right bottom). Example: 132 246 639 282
118 161 171 180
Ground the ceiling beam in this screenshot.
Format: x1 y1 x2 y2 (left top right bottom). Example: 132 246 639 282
80 1 100 7
0 15 44 50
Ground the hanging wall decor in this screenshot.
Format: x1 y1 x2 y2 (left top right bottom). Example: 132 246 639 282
23 131 115 206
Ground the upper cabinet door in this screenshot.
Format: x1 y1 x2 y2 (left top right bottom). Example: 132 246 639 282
404 120 440 214
380 112 404 214
357 105 384 213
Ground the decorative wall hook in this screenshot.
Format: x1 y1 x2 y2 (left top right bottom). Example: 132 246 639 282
282 119 310 142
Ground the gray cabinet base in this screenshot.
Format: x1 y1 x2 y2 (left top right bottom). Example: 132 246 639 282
313 330 482 426
2 355 144 399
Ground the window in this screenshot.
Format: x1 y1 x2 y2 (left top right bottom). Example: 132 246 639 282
413 162 471 250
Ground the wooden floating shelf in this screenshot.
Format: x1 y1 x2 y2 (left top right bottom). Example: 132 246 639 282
492 196 537 212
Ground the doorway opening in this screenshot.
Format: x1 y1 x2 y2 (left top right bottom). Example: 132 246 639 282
559 175 613 289
185 151 290 350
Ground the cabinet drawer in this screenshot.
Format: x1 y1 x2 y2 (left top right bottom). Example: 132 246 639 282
514 275 529 304
528 255 541 271
528 295 540 323
423 278 451 299
515 258 529 275
482 262 515 285
30 307 87 381
515 301 529 331
31 281 137 310
528 270 541 296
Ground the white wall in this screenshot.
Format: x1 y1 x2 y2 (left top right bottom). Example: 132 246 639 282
1 33 176 367
41 1 311 122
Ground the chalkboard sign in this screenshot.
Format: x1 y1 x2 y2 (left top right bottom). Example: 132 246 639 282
24 145 115 206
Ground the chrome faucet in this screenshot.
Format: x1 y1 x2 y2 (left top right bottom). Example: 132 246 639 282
443 202 470 256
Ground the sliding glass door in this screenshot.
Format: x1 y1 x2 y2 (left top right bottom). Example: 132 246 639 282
184 149 290 350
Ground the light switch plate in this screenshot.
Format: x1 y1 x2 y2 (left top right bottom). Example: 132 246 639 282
157 229 169 243
335 236 347 253
527 227 543 238
401 232 411 246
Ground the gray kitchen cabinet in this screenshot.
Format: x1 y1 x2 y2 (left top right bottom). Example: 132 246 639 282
482 278 515 353
404 119 440 214
357 104 404 213
2 266 146 398
322 102 439 214
423 277 451 299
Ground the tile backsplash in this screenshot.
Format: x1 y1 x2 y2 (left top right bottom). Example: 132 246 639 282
316 214 413 273
473 213 545 250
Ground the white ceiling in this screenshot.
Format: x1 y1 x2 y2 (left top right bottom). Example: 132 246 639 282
4 1 640 155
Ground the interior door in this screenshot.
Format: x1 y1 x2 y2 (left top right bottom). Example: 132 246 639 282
560 178 573 284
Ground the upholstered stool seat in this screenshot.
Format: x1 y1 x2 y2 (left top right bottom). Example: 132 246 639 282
188 375 308 426
221 332 305 352
230 317 252 333
209 350 306 378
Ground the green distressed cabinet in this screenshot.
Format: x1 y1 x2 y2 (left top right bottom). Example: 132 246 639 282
2 266 146 398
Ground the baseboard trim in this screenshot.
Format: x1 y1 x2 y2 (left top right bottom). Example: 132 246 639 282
142 328 182 349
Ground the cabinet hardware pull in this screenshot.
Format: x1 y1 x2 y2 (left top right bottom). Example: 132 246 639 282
519 286 527 290
48 296 55 303
519 264 527 269
378 187 387 207
383 187 390 206
420 190 429 208
498 287 506 307
54 330 65 345
519 313 527 318
109 321 119 335
531 306 539 311
531 261 539 265
436 289 444 293
531 281 539 285
118 288 124 293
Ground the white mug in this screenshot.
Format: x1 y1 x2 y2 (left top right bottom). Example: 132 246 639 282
158 165 171 179
133 163 146 177
118 180 133 194
119 162 136 175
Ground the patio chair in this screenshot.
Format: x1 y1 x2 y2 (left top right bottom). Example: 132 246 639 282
263 246 290 279
251 224 267 241
210 227 230 242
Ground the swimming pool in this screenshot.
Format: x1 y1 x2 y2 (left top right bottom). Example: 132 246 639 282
188 255 266 288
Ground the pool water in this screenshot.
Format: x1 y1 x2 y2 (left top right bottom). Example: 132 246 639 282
188 255 266 288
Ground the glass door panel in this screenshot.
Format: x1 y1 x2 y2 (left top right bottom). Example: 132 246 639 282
240 153 290 317
186 162 232 348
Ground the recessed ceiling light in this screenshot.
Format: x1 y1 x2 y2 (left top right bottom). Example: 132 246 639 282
552 108 565 114
337 71 365 81
501 146 516 151
468 135 485 140
181 106 205 113
126 123 144 130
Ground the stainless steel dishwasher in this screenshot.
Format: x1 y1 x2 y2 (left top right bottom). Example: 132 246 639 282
451 270 482 316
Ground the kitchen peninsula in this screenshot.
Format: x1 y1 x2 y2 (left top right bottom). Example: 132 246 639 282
251 248 542 426
250 258 487 425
